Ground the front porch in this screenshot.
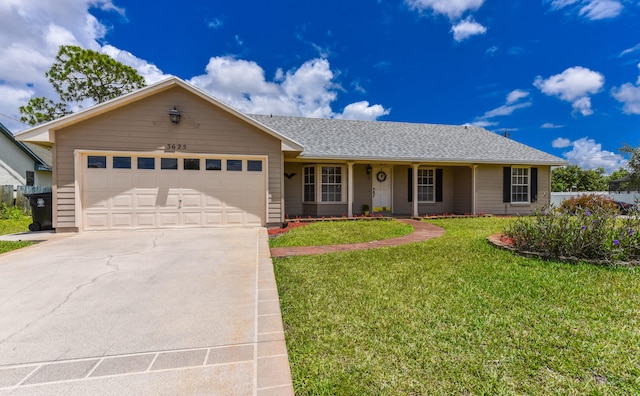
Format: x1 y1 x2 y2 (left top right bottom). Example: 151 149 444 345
282 162 477 219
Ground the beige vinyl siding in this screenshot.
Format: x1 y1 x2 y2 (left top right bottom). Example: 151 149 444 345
283 162 303 216
452 167 472 214
476 164 551 215
53 86 283 229
393 166 462 215
352 164 371 215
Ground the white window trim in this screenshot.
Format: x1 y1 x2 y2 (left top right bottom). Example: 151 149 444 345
301 164 347 204
511 166 530 204
417 167 436 203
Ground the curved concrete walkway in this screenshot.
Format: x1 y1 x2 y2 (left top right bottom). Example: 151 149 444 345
270 219 445 258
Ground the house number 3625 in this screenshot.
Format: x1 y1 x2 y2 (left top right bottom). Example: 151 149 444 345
166 144 187 150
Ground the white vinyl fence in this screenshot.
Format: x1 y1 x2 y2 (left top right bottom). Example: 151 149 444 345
551 191 640 207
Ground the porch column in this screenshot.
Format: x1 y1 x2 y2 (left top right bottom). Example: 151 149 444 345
412 163 419 217
347 161 354 218
472 165 478 215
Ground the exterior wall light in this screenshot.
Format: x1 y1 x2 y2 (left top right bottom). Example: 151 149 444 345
168 107 181 124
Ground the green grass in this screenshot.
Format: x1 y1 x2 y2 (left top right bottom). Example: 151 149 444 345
273 217 640 395
0 215 35 253
269 219 413 247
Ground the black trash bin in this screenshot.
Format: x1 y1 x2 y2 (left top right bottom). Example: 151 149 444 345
25 192 53 231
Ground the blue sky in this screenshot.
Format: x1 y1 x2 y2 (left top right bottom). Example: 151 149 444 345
1 0 639 172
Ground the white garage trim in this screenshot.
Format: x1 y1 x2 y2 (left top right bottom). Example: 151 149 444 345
75 150 268 231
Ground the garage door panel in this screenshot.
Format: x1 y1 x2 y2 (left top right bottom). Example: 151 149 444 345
181 193 202 208
84 172 109 191
136 194 157 209
133 173 159 188
82 154 266 230
109 173 134 190
112 213 134 228
204 212 223 225
135 213 156 227
203 194 224 208
84 213 109 230
112 194 134 209
83 192 109 209
226 212 245 225
157 212 180 227
160 194 180 208
181 174 202 188
183 212 203 225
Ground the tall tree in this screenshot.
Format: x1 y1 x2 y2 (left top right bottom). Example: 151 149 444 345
551 165 607 192
619 144 640 190
19 45 146 125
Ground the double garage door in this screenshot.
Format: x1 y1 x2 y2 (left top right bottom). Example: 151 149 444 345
81 152 266 231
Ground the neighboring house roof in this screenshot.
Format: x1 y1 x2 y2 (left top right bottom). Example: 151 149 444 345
14 77 304 152
250 114 566 165
0 122 51 171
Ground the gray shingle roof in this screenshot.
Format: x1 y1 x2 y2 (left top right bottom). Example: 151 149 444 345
249 115 566 165
0 122 51 169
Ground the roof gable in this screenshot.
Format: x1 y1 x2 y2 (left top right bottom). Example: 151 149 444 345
0 122 51 169
14 77 303 152
250 115 566 165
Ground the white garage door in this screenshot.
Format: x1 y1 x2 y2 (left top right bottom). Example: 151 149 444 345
81 152 266 230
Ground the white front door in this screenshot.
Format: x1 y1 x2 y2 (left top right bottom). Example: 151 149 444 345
372 166 391 212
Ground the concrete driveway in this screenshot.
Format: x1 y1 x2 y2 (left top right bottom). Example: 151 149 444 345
0 228 293 395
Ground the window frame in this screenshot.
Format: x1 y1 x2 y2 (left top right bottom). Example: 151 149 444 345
417 167 436 203
302 165 346 203
25 171 35 186
510 166 530 204
303 166 315 203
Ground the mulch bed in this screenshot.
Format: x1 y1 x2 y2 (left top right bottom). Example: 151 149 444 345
487 233 639 267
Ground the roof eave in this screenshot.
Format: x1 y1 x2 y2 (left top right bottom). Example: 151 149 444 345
293 154 567 166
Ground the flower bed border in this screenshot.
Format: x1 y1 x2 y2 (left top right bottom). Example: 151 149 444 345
487 233 640 267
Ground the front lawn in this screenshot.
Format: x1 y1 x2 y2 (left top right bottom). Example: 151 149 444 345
273 217 640 394
269 219 413 247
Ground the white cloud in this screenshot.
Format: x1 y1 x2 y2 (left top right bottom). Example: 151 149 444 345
189 57 390 120
559 137 627 173
552 137 572 148
620 43 640 57
611 63 640 114
547 0 623 20
506 89 530 104
542 122 564 129
612 83 640 114
534 66 604 116
481 102 532 118
337 101 391 121
451 17 487 42
207 18 223 29
406 0 485 19
474 89 531 124
470 120 498 127
101 45 169 84
579 0 623 20
485 45 499 57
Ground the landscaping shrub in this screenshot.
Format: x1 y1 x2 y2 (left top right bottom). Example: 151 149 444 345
558 194 618 214
504 202 640 263
0 203 27 220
